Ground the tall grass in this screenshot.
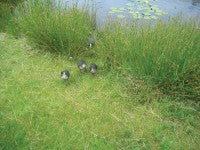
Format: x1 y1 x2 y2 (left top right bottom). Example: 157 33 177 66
0 3 13 31
0 0 23 5
96 19 200 100
0 0 23 31
14 0 95 55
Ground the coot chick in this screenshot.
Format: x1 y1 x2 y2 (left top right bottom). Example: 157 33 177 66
77 60 87 72
90 64 98 74
61 70 70 80
88 37 95 48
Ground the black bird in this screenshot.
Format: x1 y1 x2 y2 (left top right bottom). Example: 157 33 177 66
61 70 70 80
77 60 87 72
90 64 98 74
88 37 95 48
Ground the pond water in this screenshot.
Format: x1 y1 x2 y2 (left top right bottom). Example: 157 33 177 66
65 0 200 25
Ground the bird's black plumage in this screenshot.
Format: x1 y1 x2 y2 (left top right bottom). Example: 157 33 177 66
90 64 98 74
88 37 95 48
61 70 70 80
77 60 87 72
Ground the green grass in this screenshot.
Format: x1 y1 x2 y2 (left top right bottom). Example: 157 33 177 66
0 0 23 32
2 0 199 100
0 33 200 149
11 0 95 56
0 0 200 149
0 2 13 31
0 0 23 5
96 19 200 101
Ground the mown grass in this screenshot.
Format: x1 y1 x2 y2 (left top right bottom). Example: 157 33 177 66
0 33 200 150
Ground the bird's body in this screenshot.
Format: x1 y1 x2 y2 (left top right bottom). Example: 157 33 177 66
61 70 70 80
90 64 98 74
88 37 95 48
77 60 87 72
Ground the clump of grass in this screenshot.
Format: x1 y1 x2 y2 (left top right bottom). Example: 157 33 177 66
0 0 23 5
14 0 95 56
0 0 23 32
96 18 200 101
0 3 13 31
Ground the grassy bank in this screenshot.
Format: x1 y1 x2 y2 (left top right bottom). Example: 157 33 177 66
0 33 200 149
97 19 200 101
0 0 200 149
6 0 198 100
10 0 95 56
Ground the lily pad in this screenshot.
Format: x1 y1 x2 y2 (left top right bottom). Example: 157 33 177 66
143 12 151 16
109 0 168 20
156 9 163 13
161 11 168 15
117 15 125 18
126 3 134 7
118 7 126 11
151 15 158 19
143 1 149 5
126 7 135 11
135 16 142 19
144 16 151 19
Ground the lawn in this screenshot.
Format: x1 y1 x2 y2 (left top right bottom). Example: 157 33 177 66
0 33 199 149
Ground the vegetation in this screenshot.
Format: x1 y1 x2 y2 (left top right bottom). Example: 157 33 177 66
97 19 200 101
0 2 12 31
0 34 199 149
0 0 23 31
0 0 200 149
11 0 95 55
0 0 23 5
109 0 167 19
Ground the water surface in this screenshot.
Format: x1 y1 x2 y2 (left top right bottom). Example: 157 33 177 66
65 0 200 24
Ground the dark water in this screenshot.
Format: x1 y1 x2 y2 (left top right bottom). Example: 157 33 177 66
64 0 200 24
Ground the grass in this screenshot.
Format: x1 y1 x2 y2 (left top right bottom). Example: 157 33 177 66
10 0 95 56
0 0 200 149
0 2 13 31
0 33 200 149
0 0 23 33
96 19 200 101
3 0 199 100
0 0 23 5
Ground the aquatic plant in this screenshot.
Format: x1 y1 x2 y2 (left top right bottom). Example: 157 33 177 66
109 0 167 20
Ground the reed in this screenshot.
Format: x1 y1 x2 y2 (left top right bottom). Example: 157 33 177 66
97 18 200 100
14 0 95 55
0 3 12 31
